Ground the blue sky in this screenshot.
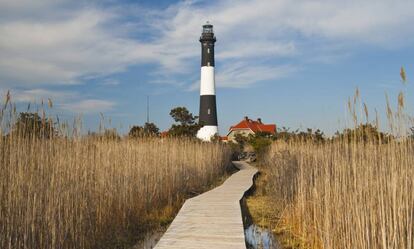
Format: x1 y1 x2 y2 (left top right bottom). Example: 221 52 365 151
1 0 413 135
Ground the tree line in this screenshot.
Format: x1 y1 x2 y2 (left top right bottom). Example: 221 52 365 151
6 106 411 144
128 106 202 138
7 106 202 139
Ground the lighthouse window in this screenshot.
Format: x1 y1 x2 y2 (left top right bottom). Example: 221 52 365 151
208 109 211 115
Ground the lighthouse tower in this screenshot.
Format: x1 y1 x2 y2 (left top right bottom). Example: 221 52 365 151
197 22 218 141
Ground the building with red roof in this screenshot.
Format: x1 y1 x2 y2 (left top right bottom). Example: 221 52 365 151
160 131 169 138
219 136 228 142
226 116 276 142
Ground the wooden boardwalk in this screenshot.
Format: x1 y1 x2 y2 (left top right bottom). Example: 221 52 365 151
154 161 257 249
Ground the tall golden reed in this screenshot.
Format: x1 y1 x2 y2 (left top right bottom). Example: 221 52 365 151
266 139 413 249
264 89 413 248
0 101 231 249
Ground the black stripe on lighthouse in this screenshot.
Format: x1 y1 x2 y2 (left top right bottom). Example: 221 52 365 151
201 42 215 67
199 24 216 67
199 95 218 126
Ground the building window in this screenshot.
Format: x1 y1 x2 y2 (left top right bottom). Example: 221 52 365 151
207 62 210 66
208 108 211 115
207 48 210 53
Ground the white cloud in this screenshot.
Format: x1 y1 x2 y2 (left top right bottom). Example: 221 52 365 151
61 99 116 113
217 63 296 88
0 7 157 86
1 0 414 89
141 0 414 88
0 88 115 115
101 79 120 86
10 88 74 103
217 41 296 59
189 63 296 90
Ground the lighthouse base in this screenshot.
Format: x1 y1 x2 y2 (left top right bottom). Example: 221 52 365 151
196 125 218 141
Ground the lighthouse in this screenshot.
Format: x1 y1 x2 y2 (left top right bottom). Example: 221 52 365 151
196 22 218 141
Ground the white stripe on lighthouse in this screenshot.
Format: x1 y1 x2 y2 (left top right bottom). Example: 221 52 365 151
200 66 215 95
197 126 218 141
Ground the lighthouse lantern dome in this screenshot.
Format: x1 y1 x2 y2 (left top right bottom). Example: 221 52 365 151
202 23 213 33
200 22 216 43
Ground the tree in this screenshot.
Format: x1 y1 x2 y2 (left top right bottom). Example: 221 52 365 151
129 122 160 138
254 131 275 139
334 123 391 144
168 107 201 137
169 107 197 125
274 127 325 143
129 126 144 138
168 123 201 137
275 127 296 141
13 112 56 139
314 129 325 142
248 134 272 160
226 133 248 159
143 122 159 135
410 127 414 140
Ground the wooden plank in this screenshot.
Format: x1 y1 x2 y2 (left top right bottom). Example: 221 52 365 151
154 161 257 249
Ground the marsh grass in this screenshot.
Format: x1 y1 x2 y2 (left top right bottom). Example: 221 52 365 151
264 139 413 249
0 97 232 249
256 87 414 249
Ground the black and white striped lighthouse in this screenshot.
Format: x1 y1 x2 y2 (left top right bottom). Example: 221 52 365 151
196 22 218 141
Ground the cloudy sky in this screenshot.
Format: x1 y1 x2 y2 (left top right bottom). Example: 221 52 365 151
1 0 413 135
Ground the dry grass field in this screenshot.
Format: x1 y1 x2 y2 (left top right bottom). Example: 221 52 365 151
249 89 414 249
0 101 232 249
261 139 414 249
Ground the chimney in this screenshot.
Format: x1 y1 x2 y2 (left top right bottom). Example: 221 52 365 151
257 118 262 124
244 116 249 121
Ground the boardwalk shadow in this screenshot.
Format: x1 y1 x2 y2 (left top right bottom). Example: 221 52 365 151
240 168 279 249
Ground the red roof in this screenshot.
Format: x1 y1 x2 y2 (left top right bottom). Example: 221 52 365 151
219 136 228 141
229 118 276 134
